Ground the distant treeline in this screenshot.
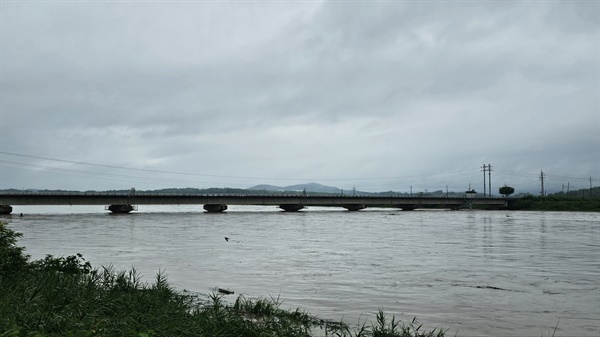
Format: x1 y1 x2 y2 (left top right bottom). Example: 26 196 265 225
2 186 599 200
0 187 477 197
546 186 600 199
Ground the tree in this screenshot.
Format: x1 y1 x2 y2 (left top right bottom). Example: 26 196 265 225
499 185 515 197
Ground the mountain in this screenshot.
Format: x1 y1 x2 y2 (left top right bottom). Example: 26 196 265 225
284 182 341 194
248 182 342 194
247 184 285 191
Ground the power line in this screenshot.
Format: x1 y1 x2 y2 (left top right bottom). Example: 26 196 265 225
0 150 479 182
1 151 265 180
496 169 592 181
2 151 594 192
495 170 539 179
545 173 593 181
0 159 218 187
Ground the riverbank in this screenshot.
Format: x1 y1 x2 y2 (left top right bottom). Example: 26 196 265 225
506 196 600 212
0 221 446 337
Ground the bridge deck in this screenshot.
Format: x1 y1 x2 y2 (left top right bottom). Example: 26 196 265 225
0 192 511 207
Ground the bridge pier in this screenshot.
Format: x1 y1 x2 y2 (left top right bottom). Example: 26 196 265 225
279 204 304 212
106 204 137 214
343 204 366 211
0 205 12 214
204 204 228 213
398 204 417 211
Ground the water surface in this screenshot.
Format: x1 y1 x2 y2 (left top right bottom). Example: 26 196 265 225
3 206 599 336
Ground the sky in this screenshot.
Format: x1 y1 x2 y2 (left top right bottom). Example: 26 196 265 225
0 0 598 195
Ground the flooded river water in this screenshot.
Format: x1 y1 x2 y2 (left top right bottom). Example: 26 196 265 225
3 206 599 336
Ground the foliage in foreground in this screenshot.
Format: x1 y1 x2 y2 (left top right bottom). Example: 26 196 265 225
0 221 446 337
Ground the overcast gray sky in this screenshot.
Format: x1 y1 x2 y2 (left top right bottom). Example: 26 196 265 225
1 0 598 194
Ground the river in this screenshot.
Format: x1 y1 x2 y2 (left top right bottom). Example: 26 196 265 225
2 206 599 336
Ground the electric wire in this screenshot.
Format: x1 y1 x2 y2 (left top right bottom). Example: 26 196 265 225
0 150 481 182
1 151 595 192
0 159 229 188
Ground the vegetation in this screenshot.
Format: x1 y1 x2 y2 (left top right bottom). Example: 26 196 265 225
498 185 515 198
0 186 477 198
508 195 600 212
0 221 446 337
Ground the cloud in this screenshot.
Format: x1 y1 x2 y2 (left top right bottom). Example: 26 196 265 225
1 0 598 194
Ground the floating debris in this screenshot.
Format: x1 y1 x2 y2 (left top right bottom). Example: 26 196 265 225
218 288 234 295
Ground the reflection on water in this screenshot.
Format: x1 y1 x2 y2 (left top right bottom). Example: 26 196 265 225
3 206 600 336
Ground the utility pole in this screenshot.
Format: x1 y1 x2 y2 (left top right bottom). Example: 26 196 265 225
410 186 413 197
540 170 545 197
482 164 487 198
590 177 593 198
488 164 492 198
567 182 570 197
446 185 449 198
481 164 492 198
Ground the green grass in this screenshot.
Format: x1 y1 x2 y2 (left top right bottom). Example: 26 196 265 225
0 221 447 337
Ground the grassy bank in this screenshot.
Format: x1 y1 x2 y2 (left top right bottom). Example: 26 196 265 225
0 221 446 337
508 196 600 212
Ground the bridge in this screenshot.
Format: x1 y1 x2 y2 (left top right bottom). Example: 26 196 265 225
0 191 513 214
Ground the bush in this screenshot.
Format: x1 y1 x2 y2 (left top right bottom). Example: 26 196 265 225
31 253 92 275
0 221 29 275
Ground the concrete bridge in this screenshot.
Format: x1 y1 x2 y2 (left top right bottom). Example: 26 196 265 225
0 191 513 214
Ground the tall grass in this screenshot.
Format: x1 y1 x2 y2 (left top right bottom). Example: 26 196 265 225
0 221 447 337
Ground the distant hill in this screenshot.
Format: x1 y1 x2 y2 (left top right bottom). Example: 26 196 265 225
248 182 342 194
248 184 285 191
547 186 600 198
284 182 341 193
